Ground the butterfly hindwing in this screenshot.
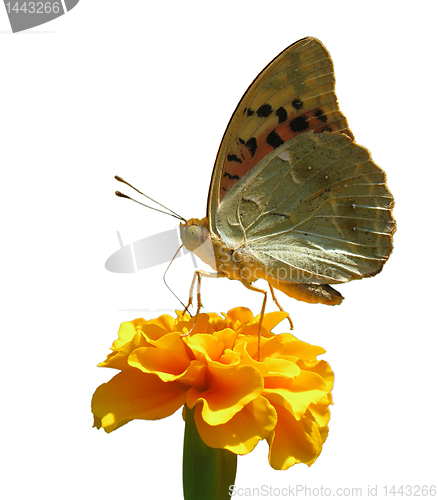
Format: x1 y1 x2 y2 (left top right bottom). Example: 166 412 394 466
216 131 395 288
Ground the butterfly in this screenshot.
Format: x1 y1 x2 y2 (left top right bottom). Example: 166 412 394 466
178 37 395 325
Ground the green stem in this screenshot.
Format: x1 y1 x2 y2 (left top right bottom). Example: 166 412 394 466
183 405 237 500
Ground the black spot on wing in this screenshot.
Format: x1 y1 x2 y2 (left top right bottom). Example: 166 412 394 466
256 104 273 117
227 154 242 163
292 99 304 110
266 130 284 149
245 137 257 157
224 172 241 180
246 108 255 116
238 138 245 144
276 107 287 124
314 108 328 123
289 115 309 132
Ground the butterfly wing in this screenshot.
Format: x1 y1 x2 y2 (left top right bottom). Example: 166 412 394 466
207 37 394 304
215 130 395 292
208 37 353 221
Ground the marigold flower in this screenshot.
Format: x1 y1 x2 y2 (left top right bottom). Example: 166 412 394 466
91 307 333 470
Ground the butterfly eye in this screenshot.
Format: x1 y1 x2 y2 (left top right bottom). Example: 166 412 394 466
180 224 204 251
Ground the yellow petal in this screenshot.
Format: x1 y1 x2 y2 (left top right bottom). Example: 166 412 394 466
98 320 152 370
195 396 277 454
186 364 263 425
255 311 290 332
232 341 270 376
219 349 241 365
213 328 239 351
234 333 272 360
91 371 187 433
146 314 178 333
129 346 190 377
264 370 328 420
115 319 146 345
274 333 326 360
146 331 189 354
267 403 323 470
226 307 254 325
308 397 332 428
98 332 147 370
264 357 301 378
298 359 334 393
185 333 226 362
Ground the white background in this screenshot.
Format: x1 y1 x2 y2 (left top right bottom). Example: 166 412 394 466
1 1 437 499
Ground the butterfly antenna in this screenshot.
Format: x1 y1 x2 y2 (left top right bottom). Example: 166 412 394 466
115 190 185 220
115 176 187 222
163 244 192 316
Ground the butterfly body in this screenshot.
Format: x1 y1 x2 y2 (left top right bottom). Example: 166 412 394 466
179 37 395 308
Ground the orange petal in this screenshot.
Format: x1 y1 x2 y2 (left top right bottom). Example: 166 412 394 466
91 371 187 433
194 396 277 454
226 307 254 325
186 364 263 425
264 357 301 378
308 396 332 428
274 334 326 360
213 328 239 352
232 341 270 376
254 311 290 332
145 314 178 334
98 318 173 370
267 403 324 470
185 334 226 362
264 370 328 419
298 360 334 392
129 346 190 377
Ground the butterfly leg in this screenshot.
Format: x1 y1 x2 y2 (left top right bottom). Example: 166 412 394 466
241 280 267 361
268 283 294 330
181 270 226 336
182 272 198 317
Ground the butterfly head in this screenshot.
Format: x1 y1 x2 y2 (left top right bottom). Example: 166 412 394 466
180 217 217 271
179 217 209 251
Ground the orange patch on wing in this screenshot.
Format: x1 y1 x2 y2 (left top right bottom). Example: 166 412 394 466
220 111 351 201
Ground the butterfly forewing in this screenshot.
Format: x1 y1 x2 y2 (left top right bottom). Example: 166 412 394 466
208 37 354 218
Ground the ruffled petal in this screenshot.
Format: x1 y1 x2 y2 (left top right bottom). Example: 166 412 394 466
129 346 186 375
264 370 329 419
274 333 326 360
267 403 323 470
264 357 301 378
185 333 226 363
194 396 277 454
98 319 152 370
225 307 254 325
255 311 289 332
91 371 188 433
308 395 332 429
186 364 264 425
145 314 178 334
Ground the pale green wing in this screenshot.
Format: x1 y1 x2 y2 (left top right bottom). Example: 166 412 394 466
215 131 395 284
